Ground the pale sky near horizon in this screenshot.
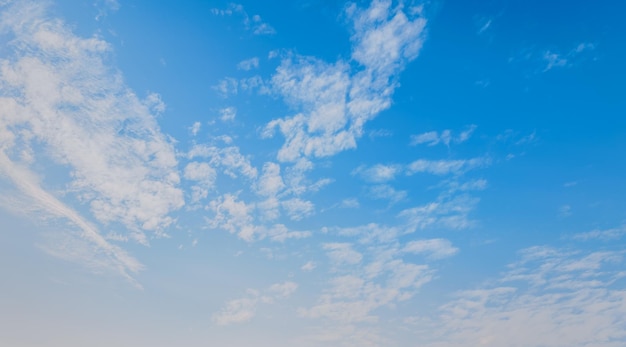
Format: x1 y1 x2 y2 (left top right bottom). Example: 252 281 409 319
1 1 625 346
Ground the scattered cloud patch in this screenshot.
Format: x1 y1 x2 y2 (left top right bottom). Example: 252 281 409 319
219 106 237 122
263 0 427 163
403 238 459 259
420 244 626 347
410 125 476 146
237 57 259 71
353 163 401 182
210 3 275 35
573 225 626 241
213 281 298 325
406 157 488 176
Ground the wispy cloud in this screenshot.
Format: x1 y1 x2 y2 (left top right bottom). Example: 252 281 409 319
403 238 459 259
237 57 260 71
352 163 402 182
410 125 477 146
0 1 184 279
210 3 276 35
406 157 489 176
417 244 626 347
213 281 298 326
572 225 626 241
541 43 596 72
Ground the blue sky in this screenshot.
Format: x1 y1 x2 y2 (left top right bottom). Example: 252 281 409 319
0 0 625 346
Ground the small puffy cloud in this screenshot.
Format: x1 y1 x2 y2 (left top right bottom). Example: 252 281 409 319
340 198 360 209
268 281 298 298
368 184 407 204
183 162 216 183
353 164 401 182
219 106 237 122
189 121 201 136
256 162 285 197
282 198 315 221
324 243 363 265
237 57 259 71
403 238 459 259
301 261 316 272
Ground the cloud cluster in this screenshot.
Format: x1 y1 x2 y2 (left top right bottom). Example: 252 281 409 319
0 1 184 278
263 0 427 163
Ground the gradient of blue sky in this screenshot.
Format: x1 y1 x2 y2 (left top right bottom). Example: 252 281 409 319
1 0 625 346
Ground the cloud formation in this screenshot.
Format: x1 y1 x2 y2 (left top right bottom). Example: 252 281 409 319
0 1 184 278
264 0 427 163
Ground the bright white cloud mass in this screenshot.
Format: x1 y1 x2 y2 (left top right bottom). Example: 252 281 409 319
0 1 625 346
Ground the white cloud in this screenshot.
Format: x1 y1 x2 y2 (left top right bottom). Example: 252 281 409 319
188 144 257 179
572 225 626 241
282 197 314 221
399 195 479 232
268 281 298 298
559 204 572 217
323 243 363 266
477 17 492 35
410 125 476 146
265 223 311 243
183 162 216 183
94 0 120 20
368 184 406 204
213 281 298 326
212 290 260 326
256 162 285 197
418 245 626 347
340 198 360 208
353 164 401 182
205 193 256 241
183 161 217 203
0 1 184 269
403 238 459 259
406 157 488 176
237 57 259 71
210 3 275 36
189 121 201 136
219 106 237 122
301 261 317 272
213 77 239 97
0 153 143 284
543 51 568 71
302 252 433 325
264 0 427 163
542 42 596 72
